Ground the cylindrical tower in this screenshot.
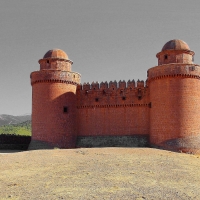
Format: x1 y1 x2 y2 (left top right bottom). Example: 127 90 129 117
30 49 81 148
148 39 200 153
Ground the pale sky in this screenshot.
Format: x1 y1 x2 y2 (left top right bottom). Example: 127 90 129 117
0 0 200 115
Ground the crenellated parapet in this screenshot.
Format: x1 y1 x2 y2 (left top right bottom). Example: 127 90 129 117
119 80 126 89
127 80 135 89
109 80 118 90
82 82 91 90
78 80 147 91
91 82 99 90
76 79 149 107
31 70 81 86
100 81 108 89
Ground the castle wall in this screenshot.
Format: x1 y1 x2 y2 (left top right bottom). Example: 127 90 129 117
76 80 150 141
148 64 200 152
29 41 200 153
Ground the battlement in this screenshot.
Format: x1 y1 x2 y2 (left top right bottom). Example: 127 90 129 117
77 79 149 107
77 79 147 91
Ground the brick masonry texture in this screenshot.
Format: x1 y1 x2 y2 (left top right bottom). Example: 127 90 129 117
30 40 200 153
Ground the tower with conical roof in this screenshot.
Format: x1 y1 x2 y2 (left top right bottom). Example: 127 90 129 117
148 39 200 153
30 49 81 148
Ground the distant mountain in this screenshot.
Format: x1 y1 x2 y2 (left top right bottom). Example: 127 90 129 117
0 114 31 126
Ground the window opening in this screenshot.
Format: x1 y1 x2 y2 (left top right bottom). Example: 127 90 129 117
63 106 68 113
164 55 168 60
149 102 152 108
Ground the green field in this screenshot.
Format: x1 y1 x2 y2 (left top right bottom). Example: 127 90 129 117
0 121 31 136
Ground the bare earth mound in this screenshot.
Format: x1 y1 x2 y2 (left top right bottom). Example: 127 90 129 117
0 148 200 200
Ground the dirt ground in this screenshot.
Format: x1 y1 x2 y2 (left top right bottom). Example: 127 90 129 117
0 148 200 200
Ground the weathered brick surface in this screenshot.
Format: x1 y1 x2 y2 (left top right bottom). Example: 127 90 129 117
77 106 149 137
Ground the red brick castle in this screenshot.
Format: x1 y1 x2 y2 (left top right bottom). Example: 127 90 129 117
30 39 200 153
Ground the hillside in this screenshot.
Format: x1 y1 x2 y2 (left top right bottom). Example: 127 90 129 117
0 120 31 136
0 114 31 126
0 148 200 200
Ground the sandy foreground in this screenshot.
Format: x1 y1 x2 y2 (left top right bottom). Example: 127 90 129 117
0 148 200 200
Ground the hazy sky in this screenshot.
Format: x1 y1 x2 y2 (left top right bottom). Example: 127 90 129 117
0 0 200 115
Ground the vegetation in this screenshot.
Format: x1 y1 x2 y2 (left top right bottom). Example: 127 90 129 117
0 120 31 136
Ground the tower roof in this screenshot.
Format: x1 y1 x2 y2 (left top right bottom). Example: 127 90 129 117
43 49 68 59
162 39 190 51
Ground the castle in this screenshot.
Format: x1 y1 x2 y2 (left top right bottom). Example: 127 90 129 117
30 39 200 153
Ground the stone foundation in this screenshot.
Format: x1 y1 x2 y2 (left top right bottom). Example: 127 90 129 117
76 135 149 148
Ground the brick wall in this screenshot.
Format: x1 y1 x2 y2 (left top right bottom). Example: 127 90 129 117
76 80 150 138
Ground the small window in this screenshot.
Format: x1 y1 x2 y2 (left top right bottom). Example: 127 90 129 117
63 106 68 113
47 60 49 64
95 98 99 102
164 55 168 60
122 96 126 100
149 102 152 108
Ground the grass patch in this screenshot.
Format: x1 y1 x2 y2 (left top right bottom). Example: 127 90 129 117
0 120 31 136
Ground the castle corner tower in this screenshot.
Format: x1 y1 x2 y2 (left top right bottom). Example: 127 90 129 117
30 49 81 148
148 39 200 153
